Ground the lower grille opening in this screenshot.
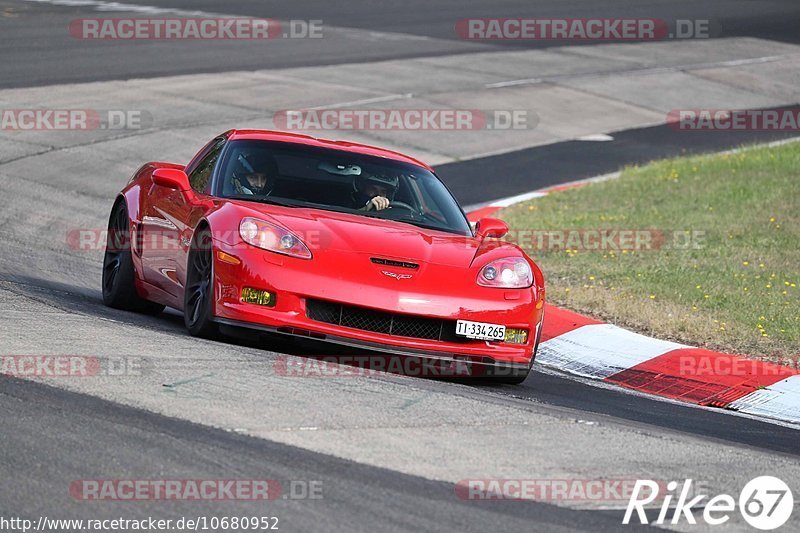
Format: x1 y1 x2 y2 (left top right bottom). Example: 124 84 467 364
306 299 467 343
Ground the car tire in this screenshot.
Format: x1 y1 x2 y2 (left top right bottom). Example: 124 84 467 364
184 227 219 339
102 201 165 315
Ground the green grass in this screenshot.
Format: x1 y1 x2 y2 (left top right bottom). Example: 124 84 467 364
499 141 800 362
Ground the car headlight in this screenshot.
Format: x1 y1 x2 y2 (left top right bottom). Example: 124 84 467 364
477 257 532 288
239 217 312 259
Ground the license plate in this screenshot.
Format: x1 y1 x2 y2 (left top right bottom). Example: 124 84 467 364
455 320 506 341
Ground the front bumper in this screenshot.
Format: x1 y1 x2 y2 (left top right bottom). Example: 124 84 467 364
214 317 535 378
212 242 544 367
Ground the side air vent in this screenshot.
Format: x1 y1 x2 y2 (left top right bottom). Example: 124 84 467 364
370 258 419 269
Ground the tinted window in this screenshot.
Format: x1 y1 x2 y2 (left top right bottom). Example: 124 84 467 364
188 138 225 193
217 140 471 236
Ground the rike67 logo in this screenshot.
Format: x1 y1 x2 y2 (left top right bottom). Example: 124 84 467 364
624 476 793 529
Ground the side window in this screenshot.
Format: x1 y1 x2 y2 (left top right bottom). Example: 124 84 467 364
188 139 226 193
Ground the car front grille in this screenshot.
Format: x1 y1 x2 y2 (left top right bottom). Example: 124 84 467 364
306 299 466 342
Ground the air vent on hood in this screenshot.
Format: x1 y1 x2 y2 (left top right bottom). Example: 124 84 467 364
370 258 419 270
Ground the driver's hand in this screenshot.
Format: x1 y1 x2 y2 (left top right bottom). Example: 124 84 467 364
365 196 390 211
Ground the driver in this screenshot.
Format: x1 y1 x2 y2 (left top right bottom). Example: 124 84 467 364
353 172 399 211
233 152 279 196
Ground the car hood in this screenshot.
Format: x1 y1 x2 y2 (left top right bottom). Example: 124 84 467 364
249 205 490 268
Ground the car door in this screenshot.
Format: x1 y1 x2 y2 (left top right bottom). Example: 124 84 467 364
141 137 226 297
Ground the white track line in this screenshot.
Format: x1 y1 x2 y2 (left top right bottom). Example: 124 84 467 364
462 135 800 213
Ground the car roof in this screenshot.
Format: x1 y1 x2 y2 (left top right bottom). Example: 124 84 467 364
226 129 434 172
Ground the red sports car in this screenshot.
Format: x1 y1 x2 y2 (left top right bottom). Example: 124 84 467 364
102 130 545 383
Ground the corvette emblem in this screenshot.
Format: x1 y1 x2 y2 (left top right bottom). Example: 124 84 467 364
382 270 413 280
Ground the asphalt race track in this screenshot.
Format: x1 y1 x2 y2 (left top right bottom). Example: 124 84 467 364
2 377 645 532
1 1 799 531
440 119 800 206
3 0 800 88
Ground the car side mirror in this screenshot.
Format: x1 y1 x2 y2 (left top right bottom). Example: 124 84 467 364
152 168 191 191
475 217 509 239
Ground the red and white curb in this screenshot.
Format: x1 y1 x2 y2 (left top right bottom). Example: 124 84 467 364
538 305 799 424
466 173 800 426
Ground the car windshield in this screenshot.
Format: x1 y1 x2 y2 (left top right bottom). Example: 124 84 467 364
216 140 472 236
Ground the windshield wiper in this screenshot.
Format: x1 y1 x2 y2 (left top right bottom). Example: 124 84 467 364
391 217 461 234
359 212 452 232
